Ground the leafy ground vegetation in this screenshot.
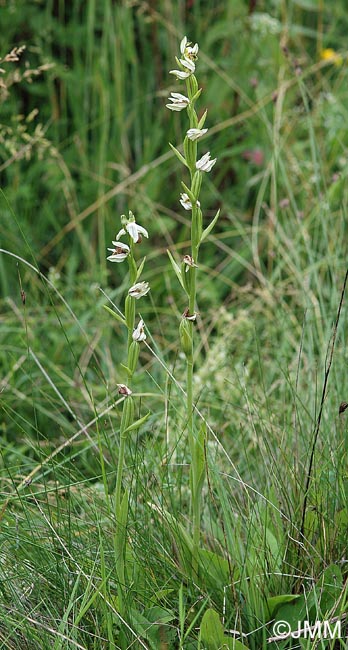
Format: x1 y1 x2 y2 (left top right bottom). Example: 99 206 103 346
1 1 348 648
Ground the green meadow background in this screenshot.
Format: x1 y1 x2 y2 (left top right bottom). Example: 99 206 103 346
1 1 348 648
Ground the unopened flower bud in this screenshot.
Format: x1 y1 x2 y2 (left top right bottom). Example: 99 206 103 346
179 318 193 358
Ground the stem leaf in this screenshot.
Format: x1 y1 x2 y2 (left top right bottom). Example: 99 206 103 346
103 305 126 326
201 208 220 243
115 487 129 560
198 109 208 129
181 181 196 204
167 249 188 295
169 142 188 168
135 256 146 282
122 411 151 435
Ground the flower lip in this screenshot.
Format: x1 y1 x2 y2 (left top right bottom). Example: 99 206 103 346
107 240 130 262
196 151 217 172
128 281 150 299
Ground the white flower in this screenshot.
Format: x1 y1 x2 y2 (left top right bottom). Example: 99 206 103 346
180 193 200 211
180 36 199 61
169 69 191 80
171 37 198 80
117 384 132 396
186 128 208 141
116 222 148 244
107 240 130 262
132 319 146 342
166 92 190 112
183 255 198 272
196 151 217 172
128 282 150 299
182 307 197 321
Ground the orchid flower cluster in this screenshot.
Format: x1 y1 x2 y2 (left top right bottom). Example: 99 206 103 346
166 36 220 577
106 209 150 420
106 210 150 611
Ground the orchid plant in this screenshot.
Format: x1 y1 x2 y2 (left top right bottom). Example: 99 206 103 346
105 210 150 612
166 36 220 577
106 35 219 599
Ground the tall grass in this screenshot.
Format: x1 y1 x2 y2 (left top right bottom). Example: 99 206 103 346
1 1 348 648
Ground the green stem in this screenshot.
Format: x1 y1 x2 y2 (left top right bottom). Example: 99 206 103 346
187 355 194 457
183 73 203 578
114 426 126 615
188 246 200 578
115 432 126 516
114 242 137 616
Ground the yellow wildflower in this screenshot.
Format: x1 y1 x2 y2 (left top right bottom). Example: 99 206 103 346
320 48 343 67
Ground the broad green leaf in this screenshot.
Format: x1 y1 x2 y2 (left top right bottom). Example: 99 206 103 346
200 608 248 649
275 595 307 630
266 594 301 618
198 548 231 587
317 564 343 615
146 605 175 624
200 608 225 649
265 526 281 571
